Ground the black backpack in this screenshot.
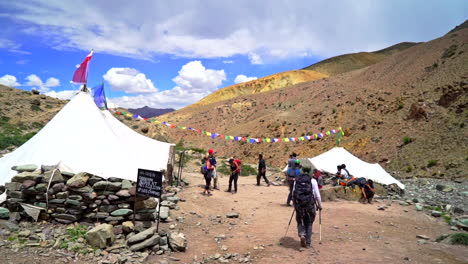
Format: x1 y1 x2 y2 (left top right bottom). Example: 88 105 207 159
293 174 315 209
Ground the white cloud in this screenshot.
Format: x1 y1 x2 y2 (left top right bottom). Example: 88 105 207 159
172 61 226 93
44 89 78 100
0 38 30 54
45 77 60 87
222 60 234 64
0 74 21 87
3 1 465 63
25 74 61 92
103 67 157 94
248 52 262 65
108 60 226 109
234 74 257 84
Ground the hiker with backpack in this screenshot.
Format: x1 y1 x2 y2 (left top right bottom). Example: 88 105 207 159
286 153 300 206
336 164 355 186
362 179 375 204
256 154 270 186
227 158 241 193
292 166 322 248
201 154 213 196
208 149 219 190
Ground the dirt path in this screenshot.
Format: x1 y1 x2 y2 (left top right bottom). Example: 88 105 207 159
152 167 468 264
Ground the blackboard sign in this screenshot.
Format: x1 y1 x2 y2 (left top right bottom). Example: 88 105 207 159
136 169 163 197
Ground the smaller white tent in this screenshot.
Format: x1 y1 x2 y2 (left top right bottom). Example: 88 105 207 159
309 147 404 189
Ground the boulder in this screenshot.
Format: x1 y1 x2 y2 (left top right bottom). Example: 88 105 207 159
111 209 133 217
129 234 160 251
159 206 170 220
35 183 48 192
66 172 92 188
93 181 122 191
88 175 105 186
12 171 42 183
69 186 93 193
13 164 38 172
169 232 187 252
121 180 133 189
135 198 158 210
127 226 157 244
86 224 116 249
22 180 36 189
81 192 97 200
50 182 65 193
116 189 131 198
0 208 10 219
5 182 22 192
42 170 65 184
122 221 134 233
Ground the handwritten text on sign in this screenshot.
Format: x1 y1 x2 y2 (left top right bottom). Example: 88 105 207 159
136 169 163 197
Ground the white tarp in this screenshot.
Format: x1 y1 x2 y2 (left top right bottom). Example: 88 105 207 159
309 147 405 189
0 92 174 185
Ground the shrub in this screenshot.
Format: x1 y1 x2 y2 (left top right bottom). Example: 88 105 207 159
240 164 257 176
66 225 87 241
436 233 468 245
397 102 404 110
405 165 413 173
189 147 205 154
427 160 438 168
30 105 42 111
402 136 413 145
132 125 139 129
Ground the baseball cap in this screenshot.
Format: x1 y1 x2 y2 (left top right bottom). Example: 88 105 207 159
208 149 214 155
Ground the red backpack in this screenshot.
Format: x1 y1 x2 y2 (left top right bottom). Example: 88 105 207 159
234 159 242 173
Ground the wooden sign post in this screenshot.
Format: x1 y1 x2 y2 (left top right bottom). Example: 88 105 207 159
136 169 163 232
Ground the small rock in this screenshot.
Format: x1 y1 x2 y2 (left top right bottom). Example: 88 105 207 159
0 208 10 219
431 211 442 217
226 212 240 218
168 232 187 252
416 235 430 240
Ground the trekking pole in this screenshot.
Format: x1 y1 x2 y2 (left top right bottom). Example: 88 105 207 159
319 209 322 242
284 209 295 237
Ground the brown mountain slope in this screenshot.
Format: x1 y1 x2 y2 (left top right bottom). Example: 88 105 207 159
186 70 327 109
0 85 67 151
157 28 468 180
303 42 419 76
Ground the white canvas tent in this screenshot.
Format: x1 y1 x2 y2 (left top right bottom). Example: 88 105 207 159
309 147 404 189
0 92 174 185
283 147 404 189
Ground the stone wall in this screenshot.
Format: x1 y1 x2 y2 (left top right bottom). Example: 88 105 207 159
1 164 165 225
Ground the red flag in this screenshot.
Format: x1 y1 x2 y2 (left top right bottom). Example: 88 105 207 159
72 50 93 84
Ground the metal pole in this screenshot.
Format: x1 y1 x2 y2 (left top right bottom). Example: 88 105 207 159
156 197 161 233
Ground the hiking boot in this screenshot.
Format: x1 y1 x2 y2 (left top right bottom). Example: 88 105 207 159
306 243 311 248
225 190 231 193
300 236 306 247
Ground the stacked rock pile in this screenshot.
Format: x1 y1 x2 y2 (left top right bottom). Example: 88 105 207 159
1 164 168 226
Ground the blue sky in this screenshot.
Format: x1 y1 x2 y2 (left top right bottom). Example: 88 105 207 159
0 1 466 109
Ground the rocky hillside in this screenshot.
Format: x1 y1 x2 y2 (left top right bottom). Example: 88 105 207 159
156 25 468 180
303 42 419 76
0 85 66 151
186 70 327 108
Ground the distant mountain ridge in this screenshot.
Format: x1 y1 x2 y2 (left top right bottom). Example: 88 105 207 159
128 106 174 118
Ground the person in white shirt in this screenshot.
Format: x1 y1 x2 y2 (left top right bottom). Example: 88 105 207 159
292 166 322 248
